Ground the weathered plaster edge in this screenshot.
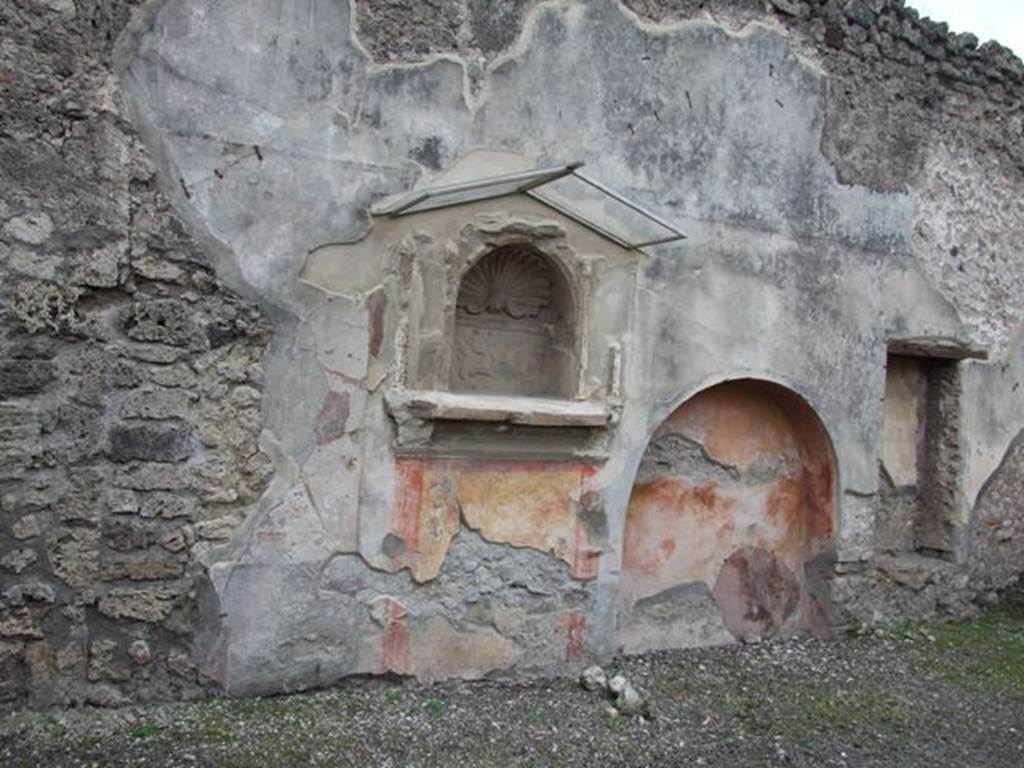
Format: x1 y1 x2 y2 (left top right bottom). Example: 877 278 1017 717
112 1 298 324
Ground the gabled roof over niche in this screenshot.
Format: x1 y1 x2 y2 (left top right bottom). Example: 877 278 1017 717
372 162 686 252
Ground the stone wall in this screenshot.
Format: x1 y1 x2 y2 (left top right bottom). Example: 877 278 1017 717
0 0 272 708
1 0 1022 708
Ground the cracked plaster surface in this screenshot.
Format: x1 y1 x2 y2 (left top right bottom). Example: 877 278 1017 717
117 0 995 688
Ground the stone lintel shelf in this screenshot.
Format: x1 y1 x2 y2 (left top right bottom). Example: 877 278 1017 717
887 336 989 361
385 389 614 427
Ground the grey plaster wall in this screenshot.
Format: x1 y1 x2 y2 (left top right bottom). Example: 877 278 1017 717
2 0 1022 707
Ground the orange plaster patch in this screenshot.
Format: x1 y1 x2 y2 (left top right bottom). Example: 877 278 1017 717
376 597 411 675
394 459 425 551
565 611 587 661
454 460 601 578
764 477 806 559
800 462 835 542
390 458 603 582
390 459 459 582
622 477 738 595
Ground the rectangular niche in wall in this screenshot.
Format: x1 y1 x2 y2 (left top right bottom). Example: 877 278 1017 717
877 352 965 559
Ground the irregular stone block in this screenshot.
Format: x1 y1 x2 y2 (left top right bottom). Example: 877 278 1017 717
101 551 185 581
194 516 239 542
120 298 204 348
68 240 124 288
195 403 259 449
0 608 43 639
113 462 192 491
0 549 37 574
110 359 144 388
0 359 55 397
0 639 23 661
88 638 131 682
580 664 607 692
10 281 82 335
58 467 103 525
149 363 196 388
228 385 261 408
104 520 160 551
129 639 152 665
49 529 100 588
55 638 86 675
195 469 239 504
59 400 105 462
167 648 194 677
139 492 191 519
3 582 56 606
117 343 185 364
120 387 196 420
2 483 52 516
107 489 139 515
4 247 61 279
97 587 178 623
132 255 187 284
108 421 192 463
12 514 43 541
84 683 129 708
3 211 53 244
613 679 646 716
160 526 193 553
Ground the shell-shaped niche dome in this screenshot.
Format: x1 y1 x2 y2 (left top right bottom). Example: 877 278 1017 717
457 244 554 320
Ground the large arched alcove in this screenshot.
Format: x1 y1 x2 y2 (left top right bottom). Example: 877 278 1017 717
618 379 837 653
450 243 576 398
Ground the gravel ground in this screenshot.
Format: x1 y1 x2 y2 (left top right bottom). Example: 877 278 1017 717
3 595 1023 768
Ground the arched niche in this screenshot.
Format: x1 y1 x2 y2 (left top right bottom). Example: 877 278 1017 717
617 378 837 654
450 243 576 398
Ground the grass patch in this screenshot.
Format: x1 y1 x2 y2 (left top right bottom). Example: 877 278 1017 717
704 682 912 736
41 714 66 738
422 697 445 716
337 688 358 712
782 684 911 732
129 723 161 740
921 604 1024 699
224 694 314 720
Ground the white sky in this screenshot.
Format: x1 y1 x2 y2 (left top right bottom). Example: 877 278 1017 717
909 1 1023 56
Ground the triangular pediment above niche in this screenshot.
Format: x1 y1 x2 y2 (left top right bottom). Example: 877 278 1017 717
373 158 686 253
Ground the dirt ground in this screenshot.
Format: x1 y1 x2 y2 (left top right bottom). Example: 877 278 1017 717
3 593 1023 768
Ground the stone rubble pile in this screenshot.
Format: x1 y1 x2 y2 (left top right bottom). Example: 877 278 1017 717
580 665 649 717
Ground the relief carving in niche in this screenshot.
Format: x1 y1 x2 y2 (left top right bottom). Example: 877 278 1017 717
452 244 575 398
457 248 553 319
